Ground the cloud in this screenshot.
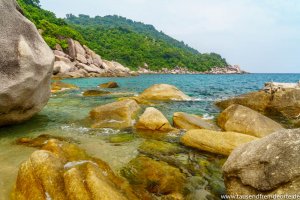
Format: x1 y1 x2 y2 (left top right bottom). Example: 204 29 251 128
40 0 300 72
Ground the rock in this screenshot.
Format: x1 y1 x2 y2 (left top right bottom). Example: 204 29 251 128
138 140 185 156
82 90 110 97
108 134 135 143
216 89 300 127
181 129 258 156
139 84 191 101
173 112 220 131
0 0 54 126
12 139 138 200
223 129 300 195
90 99 141 129
136 107 175 132
99 81 119 88
54 60 75 74
218 104 284 138
121 156 186 197
16 134 77 148
76 63 102 73
51 81 78 93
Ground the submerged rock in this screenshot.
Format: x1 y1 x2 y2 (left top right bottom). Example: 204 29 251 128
108 134 135 143
12 139 138 200
51 81 78 93
139 84 191 101
173 112 220 131
16 134 77 148
121 156 186 198
138 140 185 156
223 129 300 195
216 89 300 127
218 104 284 137
99 81 119 88
90 99 141 129
82 90 111 96
0 0 54 126
136 107 175 132
181 129 258 156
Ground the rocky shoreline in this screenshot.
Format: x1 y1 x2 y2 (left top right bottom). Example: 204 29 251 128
12 81 300 199
137 65 248 75
52 38 247 78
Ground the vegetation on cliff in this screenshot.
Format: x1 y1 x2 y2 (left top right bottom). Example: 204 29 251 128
17 0 228 71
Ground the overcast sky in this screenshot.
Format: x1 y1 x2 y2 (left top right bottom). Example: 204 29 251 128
40 0 300 73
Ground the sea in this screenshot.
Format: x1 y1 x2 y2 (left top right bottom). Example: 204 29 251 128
0 73 299 199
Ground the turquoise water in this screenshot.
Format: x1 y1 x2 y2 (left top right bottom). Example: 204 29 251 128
0 74 300 199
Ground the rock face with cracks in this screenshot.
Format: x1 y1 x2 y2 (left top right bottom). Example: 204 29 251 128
0 0 54 126
223 129 300 196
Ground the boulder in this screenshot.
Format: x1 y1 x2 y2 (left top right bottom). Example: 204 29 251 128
181 129 257 156
12 138 138 200
136 107 175 132
0 0 54 126
90 99 141 129
53 60 75 74
82 90 110 97
76 63 102 74
216 89 300 127
223 129 300 195
173 112 220 131
99 81 119 88
51 81 78 93
218 104 284 137
121 156 186 197
139 84 191 101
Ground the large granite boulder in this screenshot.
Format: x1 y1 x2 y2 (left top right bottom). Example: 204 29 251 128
136 107 175 132
138 84 191 101
216 89 300 127
13 138 138 200
173 112 220 131
0 0 54 126
181 129 257 156
218 104 284 137
90 99 141 129
223 129 300 195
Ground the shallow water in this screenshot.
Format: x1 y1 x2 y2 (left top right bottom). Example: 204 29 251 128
0 74 299 199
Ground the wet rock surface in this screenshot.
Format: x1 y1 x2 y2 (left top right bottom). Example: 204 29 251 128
90 99 141 129
173 112 220 131
13 138 139 200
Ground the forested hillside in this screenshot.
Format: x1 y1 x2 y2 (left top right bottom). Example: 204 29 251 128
17 0 228 71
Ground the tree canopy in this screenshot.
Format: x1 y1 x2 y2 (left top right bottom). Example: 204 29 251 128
17 0 228 71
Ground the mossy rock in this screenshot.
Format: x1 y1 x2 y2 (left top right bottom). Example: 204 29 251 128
138 140 185 156
82 90 111 96
121 156 186 197
109 134 135 143
99 81 119 88
51 81 78 93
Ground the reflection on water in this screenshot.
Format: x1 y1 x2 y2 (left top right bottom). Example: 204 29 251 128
0 74 300 199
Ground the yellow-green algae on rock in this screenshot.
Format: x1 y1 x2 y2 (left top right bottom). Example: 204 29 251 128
12 138 139 200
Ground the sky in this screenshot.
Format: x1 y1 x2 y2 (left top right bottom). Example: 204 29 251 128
40 0 300 73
